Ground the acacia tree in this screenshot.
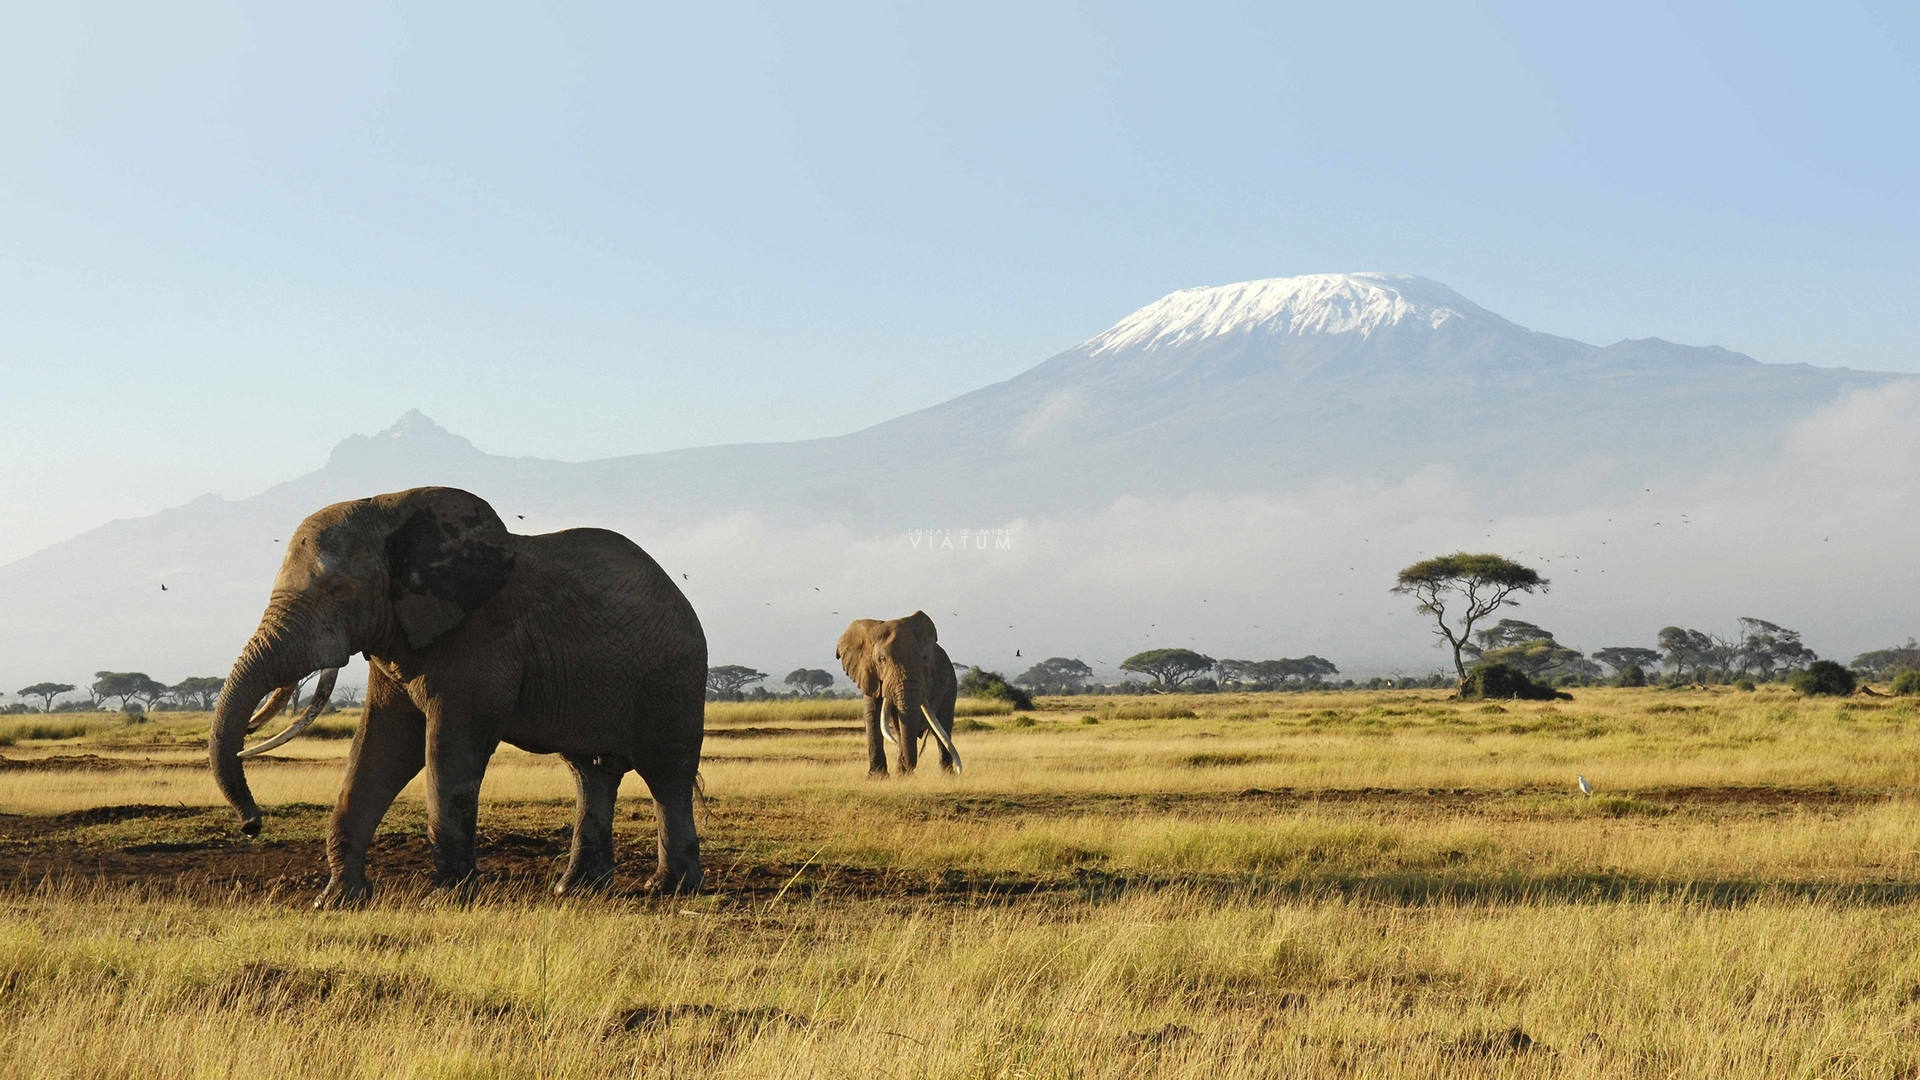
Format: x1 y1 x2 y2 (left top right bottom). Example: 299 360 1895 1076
1466 619 1595 682
17 682 75 713
1014 657 1094 694
705 665 767 699
92 671 167 710
1734 617 1816 681
1119 649 1215 691
783 668 834 696
169 676 225 710
1854 640 1920 679
1217 657 1339 689
1392 553 1548 688
1657 626 1741 683
1592 647 1661 677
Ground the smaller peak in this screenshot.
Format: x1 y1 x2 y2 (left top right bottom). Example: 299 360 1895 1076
379 409 449 438
327 411 481 471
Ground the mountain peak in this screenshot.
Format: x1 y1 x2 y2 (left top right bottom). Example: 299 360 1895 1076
1083 273 1497 355
325 410 481 471
378 409 450 438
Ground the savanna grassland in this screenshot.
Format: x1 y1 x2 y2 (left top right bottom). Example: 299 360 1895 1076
6 688 1920 1078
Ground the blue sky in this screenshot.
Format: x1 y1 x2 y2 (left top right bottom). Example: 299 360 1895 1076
3 1 1916 561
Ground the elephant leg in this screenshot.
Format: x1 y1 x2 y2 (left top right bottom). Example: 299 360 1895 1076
424 712 500 890
317 676 425 909
634 765 702 894
864 695 888 778
556 754 624 895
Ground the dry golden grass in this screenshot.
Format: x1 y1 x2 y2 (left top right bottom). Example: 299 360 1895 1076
5 687 1920 1077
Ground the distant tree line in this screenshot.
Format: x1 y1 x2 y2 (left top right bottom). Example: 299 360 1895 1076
1 672 365 715
14 625 1919 716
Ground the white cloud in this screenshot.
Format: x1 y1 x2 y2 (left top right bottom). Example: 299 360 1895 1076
638 384 1920 681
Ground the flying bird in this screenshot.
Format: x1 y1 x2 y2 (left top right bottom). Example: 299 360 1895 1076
516 514 524 520
159 584 168 591
1577 775 1593 797
682 573 688 580
1015 649 1022 657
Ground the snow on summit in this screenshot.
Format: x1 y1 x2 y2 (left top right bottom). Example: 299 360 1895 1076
1084 273 1496 354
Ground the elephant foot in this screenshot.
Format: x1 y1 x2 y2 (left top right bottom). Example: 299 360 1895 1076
866 767 890 780
554 864 615 897
431 864 479 893
644 863 703 896
421 874 482 907
313 877 372 910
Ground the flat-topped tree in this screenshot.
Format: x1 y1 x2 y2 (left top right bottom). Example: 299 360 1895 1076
91 671 166 711
1853 640 1920 680
783 668 834 696
1592 647 1661 677
1119 649 1215 691
169 676 225 710
1014 657 1094 694
1392 553 1548 689
705 665 767 699
18 682 75 713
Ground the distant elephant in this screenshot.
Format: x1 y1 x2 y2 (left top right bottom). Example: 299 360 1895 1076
836 611 962 776
208 487 706 907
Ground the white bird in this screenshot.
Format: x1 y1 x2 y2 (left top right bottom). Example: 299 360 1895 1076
1577 775 1593 796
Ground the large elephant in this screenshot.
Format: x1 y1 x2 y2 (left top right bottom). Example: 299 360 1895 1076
208 487 706 907
835 611 962 776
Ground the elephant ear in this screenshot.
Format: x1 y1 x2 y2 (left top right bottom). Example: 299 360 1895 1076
384 492 517 650
903 609 939 641
836 621 882 693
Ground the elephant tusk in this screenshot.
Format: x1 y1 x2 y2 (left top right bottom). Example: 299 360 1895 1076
245 684 297 733
919 704 963 773
879 708 897 745
238 668 339 759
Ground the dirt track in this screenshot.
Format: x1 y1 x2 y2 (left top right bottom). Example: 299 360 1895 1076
2 777 1904 908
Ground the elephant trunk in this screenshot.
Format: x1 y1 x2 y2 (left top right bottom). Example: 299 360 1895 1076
208 599 325 836
882 673 926 736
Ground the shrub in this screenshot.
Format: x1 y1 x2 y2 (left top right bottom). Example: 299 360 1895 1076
1790 660 1856 697
1735 678 1757 692
1890 669 1920 696
1459 663 1568 702
957 668 1035 710
1615 664 1648 688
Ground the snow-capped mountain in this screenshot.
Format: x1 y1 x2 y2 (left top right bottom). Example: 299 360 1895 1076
2 273 1912 680
1085 273 1494 353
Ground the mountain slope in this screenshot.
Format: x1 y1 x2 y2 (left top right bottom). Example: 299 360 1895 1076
1 273 1909 679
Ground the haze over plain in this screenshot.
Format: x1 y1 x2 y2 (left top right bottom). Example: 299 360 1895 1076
4 272 1915 684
